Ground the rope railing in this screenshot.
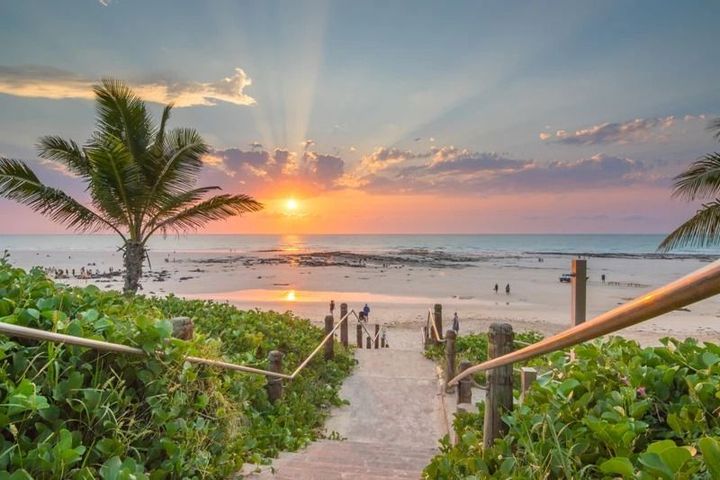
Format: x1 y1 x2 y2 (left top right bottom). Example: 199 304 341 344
447 258 720 386
0 308 358 381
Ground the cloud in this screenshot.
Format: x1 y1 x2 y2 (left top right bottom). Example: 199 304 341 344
0 65 256 107
203 147 345 191
345 145 655 194
540 116 679 145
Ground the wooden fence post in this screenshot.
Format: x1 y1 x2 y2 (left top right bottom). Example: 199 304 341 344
366 336 372 349
324 315 334 360
422 326 429 350
374 324 380 349
520 367 537 403
445 330 457 392
483 323 514 450
457 361 472 404
340 303 348 347
171 317 194 340
266 350 283 403
433 303 443 344
357 323 363 348
572 258 587 326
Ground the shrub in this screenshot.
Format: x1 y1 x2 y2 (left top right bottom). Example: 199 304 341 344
425 337 720 479
0 261 353 479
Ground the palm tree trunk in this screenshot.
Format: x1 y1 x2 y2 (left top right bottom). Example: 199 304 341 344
123 241 145 294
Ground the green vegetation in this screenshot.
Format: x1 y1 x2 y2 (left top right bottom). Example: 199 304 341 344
0 80 261 294
425 337 720 479
0 261 353 479
424 330 544 383
660 116 720 251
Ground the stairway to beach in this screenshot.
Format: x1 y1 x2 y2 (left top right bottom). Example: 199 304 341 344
245 335 447 479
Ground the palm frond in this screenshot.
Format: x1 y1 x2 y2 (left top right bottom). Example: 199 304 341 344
710 117 720 140
149 128 208 195
0 158 124 238
658 200 720 251
142 186 221 233
36 136 91 178
144 194 262 240
93 79 153 166
671 153 720 201
85 136 146 230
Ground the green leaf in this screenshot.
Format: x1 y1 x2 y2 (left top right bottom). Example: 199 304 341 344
698 437 720 478
638 452 674 480
600 457 634 478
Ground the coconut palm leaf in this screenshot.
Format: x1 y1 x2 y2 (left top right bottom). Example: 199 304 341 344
142 186 222 236
145 194 262 240
671 153 720 201
711 117 720 140
658 200 720 251
0 158 124 238
36 136 92 179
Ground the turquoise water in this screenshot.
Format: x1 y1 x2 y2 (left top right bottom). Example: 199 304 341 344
0 234 717 256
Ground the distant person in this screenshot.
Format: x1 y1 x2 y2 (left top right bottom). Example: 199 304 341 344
330 299 335 315
363 304 370 321
505 283 510 295
601 274 606 284
494 283 499 294
452 312 460 334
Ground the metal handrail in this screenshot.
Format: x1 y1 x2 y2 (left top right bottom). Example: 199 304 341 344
0 308 357 381
448 258 720 386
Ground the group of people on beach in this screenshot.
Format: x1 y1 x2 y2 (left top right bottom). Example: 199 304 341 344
44 265 117 280
493 283 511 295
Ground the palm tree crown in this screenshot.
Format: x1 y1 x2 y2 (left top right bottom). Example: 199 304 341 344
0 79 262 293
659 119 720 251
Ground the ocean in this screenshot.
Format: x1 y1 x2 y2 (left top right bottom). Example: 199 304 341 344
1 234 717 256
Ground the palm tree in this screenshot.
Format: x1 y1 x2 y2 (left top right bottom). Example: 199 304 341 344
659 118 720 251
0 79 262 294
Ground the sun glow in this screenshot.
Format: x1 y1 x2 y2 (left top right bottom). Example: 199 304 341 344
285 198 299 212
284 290 297 301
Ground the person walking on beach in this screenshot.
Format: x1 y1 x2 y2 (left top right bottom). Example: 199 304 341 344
362 304 370 322
494 283 499 294
505 283 511 295
601 274 606 284
452 312 460 334
330 299 335 315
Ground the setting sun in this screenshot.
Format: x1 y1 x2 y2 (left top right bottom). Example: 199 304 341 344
285 198 299 211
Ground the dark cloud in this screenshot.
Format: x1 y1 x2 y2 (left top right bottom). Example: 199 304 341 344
347 147 659 194
203 147 345 191
540 116 676 146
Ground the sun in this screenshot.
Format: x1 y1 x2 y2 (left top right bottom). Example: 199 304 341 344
285 198 299 211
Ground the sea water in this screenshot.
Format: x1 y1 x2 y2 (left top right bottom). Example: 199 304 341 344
0 234 717 256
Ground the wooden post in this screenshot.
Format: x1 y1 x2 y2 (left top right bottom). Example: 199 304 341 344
356 323 363 348
433 303 443 344
366 336 372 349
374 324 380 349
457 361 472 404
381 333 386 348
483 323 514 450
572 258 587 326
266 350 283 403
170 317 194 340
422 326 429 350
520 367 537 403
445 330 457 392
324 315 334 360
340 303 348 347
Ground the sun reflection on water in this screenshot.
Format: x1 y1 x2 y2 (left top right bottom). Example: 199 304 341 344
284 290 297 301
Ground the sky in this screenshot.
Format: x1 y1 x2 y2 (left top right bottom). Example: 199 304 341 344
0 0 719 234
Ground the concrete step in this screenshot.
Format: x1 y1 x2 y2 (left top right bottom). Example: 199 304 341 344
244 440 436 479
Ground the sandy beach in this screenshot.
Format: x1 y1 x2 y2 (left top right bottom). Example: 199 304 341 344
6 244 719 346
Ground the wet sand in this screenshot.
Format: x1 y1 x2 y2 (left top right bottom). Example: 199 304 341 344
6 247 720 345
